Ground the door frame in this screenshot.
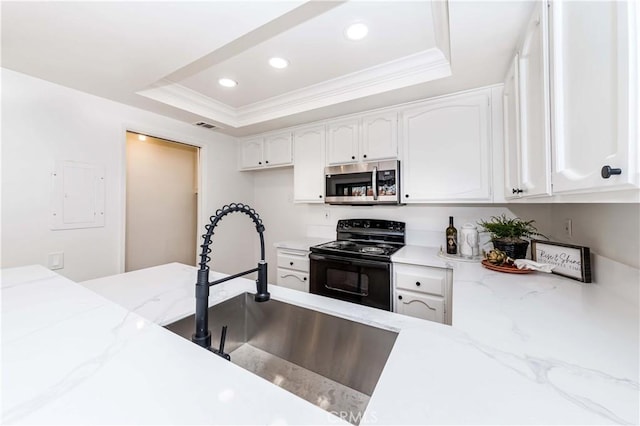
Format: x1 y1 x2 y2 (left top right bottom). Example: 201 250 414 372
120 124 209 273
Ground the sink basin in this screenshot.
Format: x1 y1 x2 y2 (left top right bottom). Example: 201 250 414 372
164 292 398 423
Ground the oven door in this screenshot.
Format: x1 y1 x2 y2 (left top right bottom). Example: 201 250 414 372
309 253 391 311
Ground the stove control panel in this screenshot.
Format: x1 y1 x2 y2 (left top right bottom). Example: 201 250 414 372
337 219 405 232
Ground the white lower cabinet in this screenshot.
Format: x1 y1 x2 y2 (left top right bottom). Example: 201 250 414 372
396 291 445 324
276 268 308 292
393 263 452 325
276 248 310 292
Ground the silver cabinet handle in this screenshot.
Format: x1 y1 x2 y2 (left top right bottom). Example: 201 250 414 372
280 273 306 282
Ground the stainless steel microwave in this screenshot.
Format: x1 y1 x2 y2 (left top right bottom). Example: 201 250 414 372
325 160 401 205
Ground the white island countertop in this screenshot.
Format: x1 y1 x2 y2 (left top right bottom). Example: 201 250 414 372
3 255 639 425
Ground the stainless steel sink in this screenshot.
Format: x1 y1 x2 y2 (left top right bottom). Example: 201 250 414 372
164 292 398 423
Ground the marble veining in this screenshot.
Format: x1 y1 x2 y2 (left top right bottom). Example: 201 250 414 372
452 330 639 424
4 306 140 424
3 257 638 425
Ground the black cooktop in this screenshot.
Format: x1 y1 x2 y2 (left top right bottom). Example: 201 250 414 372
310 219 405 261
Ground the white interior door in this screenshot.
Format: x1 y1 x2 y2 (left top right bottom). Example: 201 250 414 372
125 132 198 271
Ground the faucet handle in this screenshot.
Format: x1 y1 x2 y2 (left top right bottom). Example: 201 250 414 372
212 325 231 361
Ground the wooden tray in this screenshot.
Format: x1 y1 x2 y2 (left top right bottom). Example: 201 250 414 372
481 259 533 274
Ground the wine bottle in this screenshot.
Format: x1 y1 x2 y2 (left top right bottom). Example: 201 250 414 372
446 216 458 255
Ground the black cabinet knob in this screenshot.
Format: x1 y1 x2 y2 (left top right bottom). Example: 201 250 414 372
405 194 409 198
265 160 269 164
415 281 421 287
512 188 523 194
601 165 622 179
258 161 262 165
363 154 367 159
303 277 307 281
319 195 323 198
289 261 294 266
351 156 356 160
398 295 403 300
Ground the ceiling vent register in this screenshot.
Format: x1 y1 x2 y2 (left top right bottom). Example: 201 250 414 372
193 121 218 130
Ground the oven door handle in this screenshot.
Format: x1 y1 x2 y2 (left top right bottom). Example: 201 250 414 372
324 285 368 297
309 253 390 269
310 253 352 265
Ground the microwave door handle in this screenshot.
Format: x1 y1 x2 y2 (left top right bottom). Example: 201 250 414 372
372 166 378 200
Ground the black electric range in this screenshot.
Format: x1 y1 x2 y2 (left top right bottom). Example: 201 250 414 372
309 219 405 311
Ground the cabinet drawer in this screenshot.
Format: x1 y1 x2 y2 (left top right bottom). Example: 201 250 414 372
276 268 309 292
277 252 310 272
395 265 446 296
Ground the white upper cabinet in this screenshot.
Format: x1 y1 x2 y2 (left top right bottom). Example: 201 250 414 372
401 89 492 202
293 125 326 203
503 54 522 200
264 133 292 167
239 137 264 169
361 112 398 161
238 132 292 170
504 2 552 200
549 1 639 193
327 119 360 165
326 113 398 165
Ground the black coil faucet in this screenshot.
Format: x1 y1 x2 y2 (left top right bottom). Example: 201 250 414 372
192 203 270 350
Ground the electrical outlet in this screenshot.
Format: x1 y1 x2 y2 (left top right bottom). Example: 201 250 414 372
563 219 572 238
47 252 64 270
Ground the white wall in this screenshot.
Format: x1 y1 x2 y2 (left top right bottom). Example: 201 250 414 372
251 168 640 286
1 69 255 281
512 203 639 270
252 167 521 284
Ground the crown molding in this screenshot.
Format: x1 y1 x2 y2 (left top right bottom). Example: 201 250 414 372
137 48 452 129
136 80 240 127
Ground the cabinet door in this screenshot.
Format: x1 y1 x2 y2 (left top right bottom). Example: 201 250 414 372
396 290 445 324
549 1 638 192
293 126 326 203
276 268 309 292
239 137 263 169
361 112 398 161
327 119 359 165
503 54 522 200
518 2 552 197
402 91 492 202
264 133 292 167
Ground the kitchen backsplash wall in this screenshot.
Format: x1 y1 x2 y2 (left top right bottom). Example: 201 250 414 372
1 69 256 281
510 203 640 270
252 167 523 284
253 168 639 291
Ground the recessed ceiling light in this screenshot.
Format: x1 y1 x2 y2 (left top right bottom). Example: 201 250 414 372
345 23 369 41
218 78 238 88
269 57 289 69
137 134 147 141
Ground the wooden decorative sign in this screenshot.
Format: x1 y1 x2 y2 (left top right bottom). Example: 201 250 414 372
531 240 592 283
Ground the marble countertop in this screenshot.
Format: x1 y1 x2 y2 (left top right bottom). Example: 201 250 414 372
3 255 639 424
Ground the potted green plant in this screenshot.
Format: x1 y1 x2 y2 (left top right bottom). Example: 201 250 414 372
477 214 547 259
